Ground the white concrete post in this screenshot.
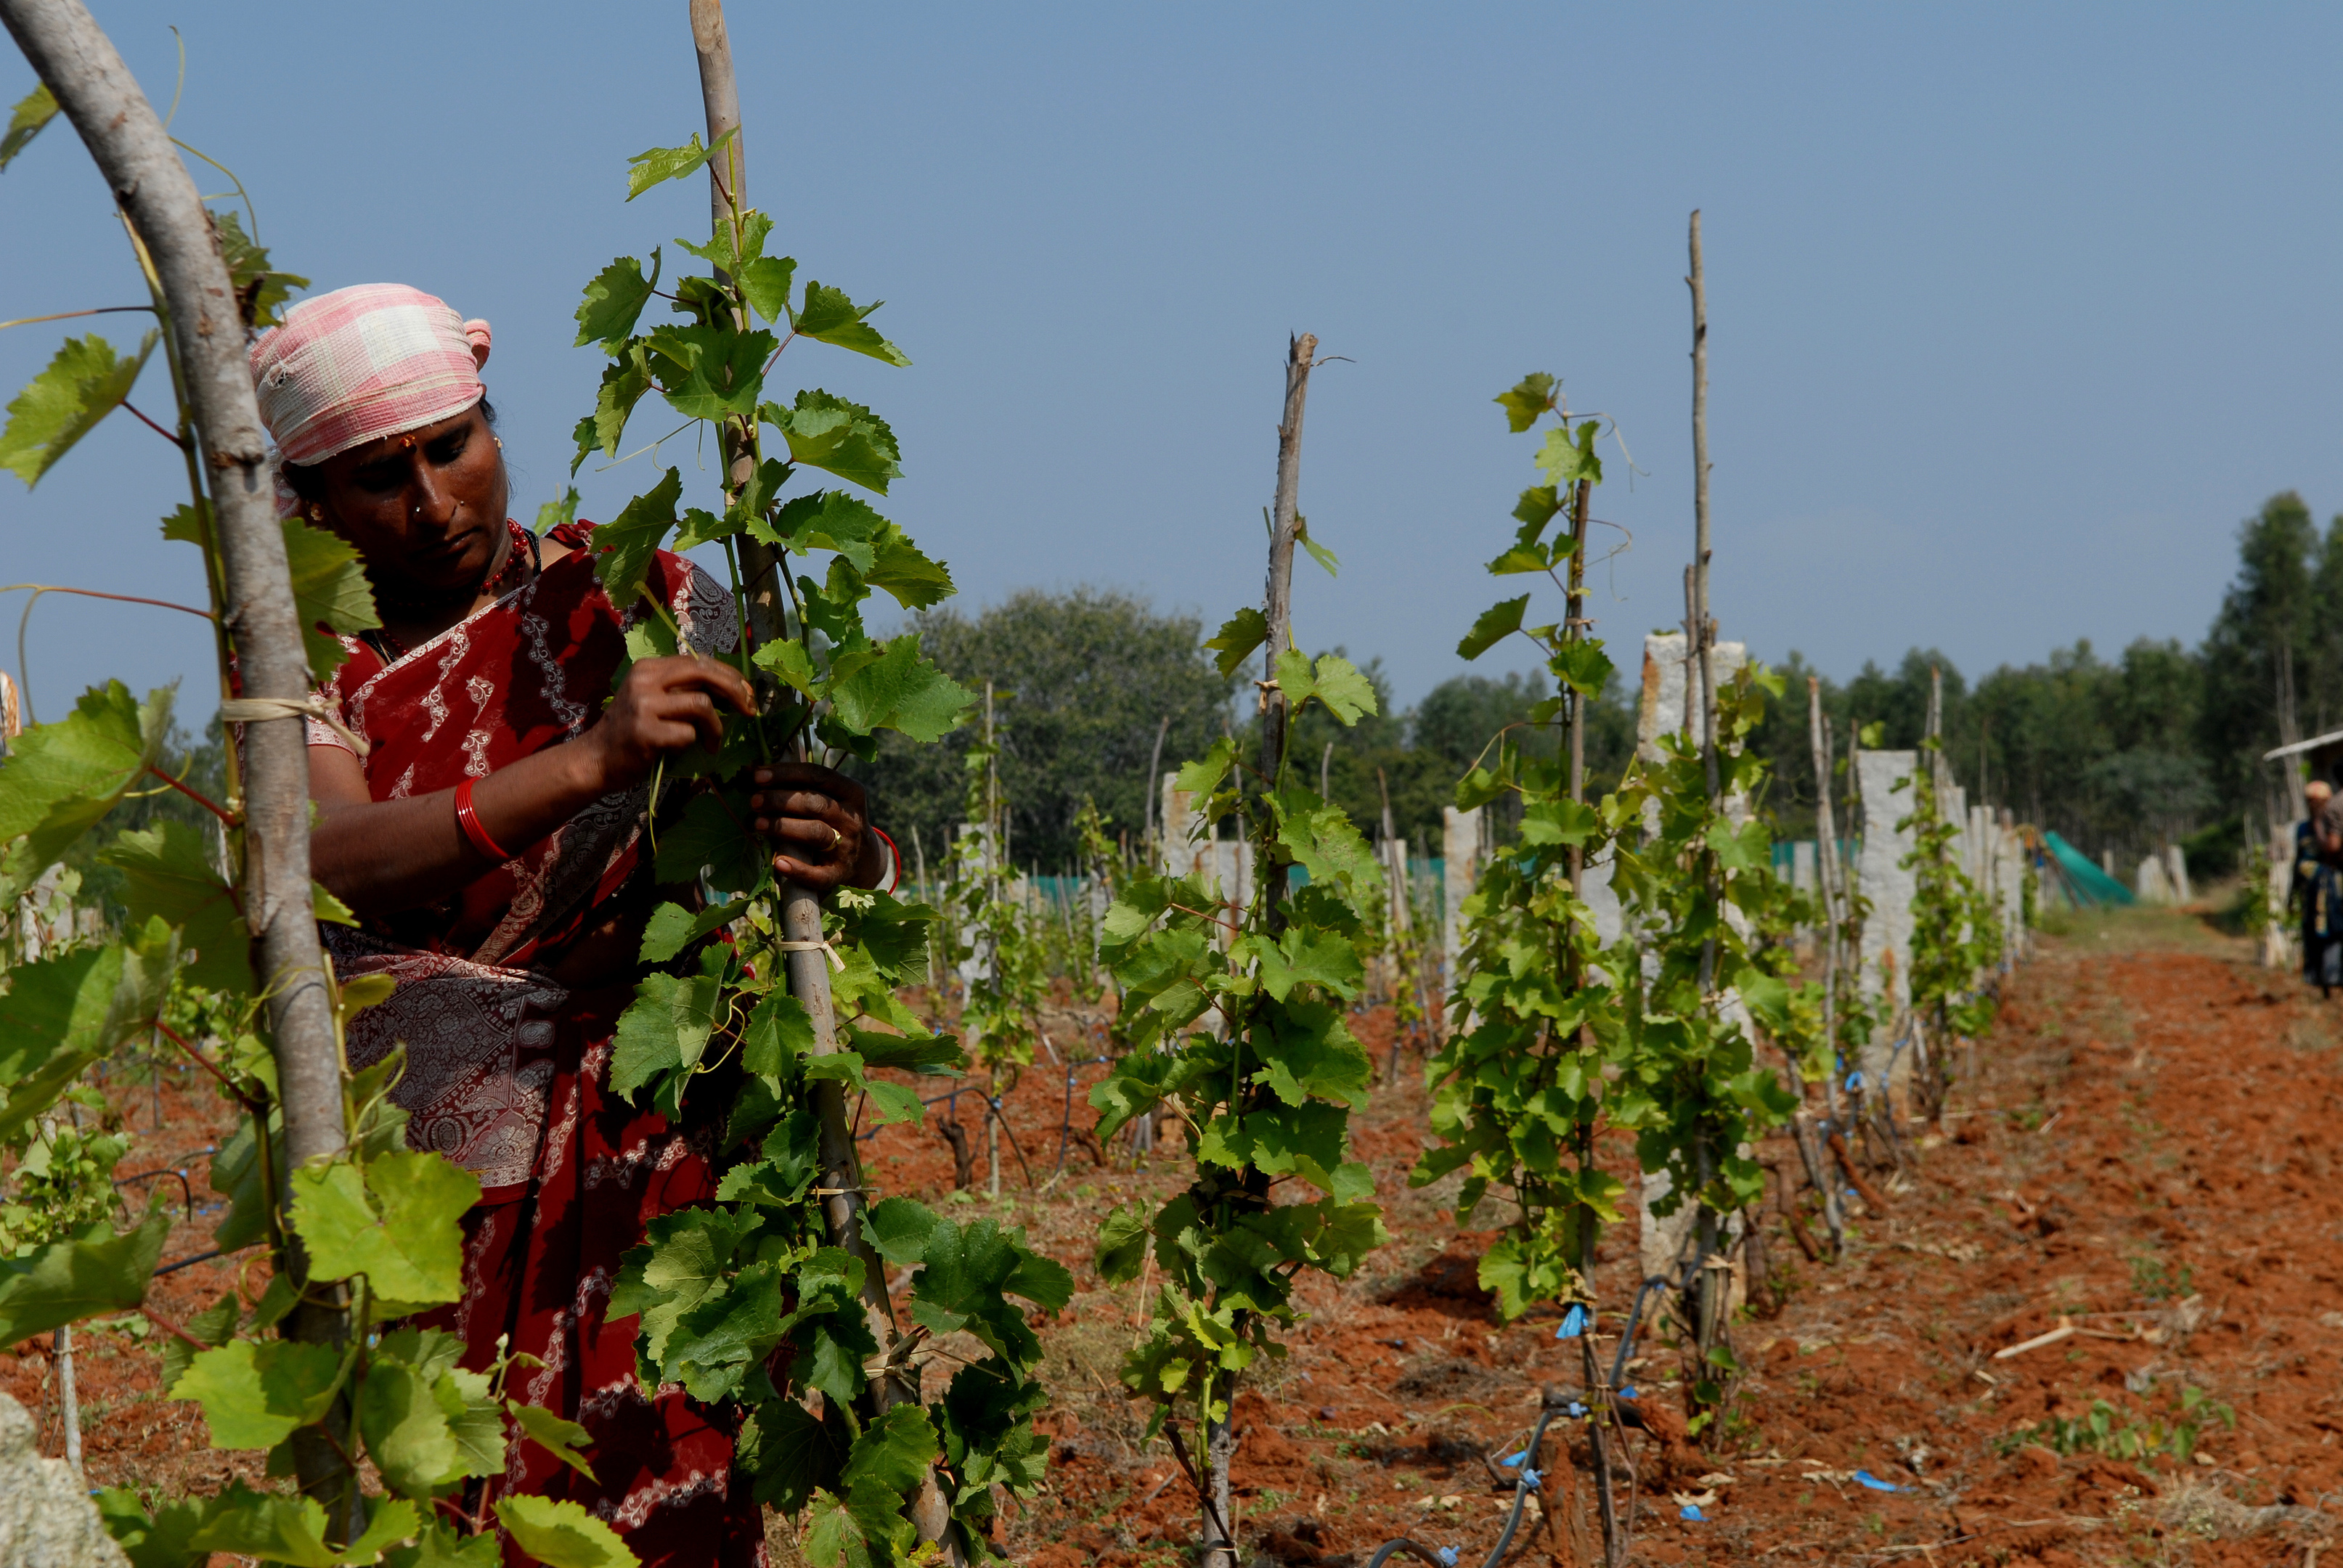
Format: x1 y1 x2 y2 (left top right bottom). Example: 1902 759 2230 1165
1856 750 1920 1115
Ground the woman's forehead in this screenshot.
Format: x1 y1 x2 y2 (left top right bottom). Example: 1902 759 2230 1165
338 406 479 466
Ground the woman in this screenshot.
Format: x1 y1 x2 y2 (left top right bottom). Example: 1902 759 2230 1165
254 283 880 1564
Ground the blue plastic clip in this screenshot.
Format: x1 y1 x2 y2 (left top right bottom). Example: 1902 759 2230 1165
1680 1505 1706 1521
1845 1071 1865 1090
1852 1469 1902 1493
1565 1401 1587 1418
1502 1450 1528 1468
1618 1386 1638 1400
1437 1548 1459 1567
1555 1303 1589 1339
1520 1469 1541 1488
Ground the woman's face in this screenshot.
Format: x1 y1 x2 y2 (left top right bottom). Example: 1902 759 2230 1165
304 402 508 598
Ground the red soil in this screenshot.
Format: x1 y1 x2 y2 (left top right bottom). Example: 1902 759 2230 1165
17 911 2340 1567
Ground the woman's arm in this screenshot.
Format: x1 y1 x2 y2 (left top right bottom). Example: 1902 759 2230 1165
312 654 752 914
313 655 884 916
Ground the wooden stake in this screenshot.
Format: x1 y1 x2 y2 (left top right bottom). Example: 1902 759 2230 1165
1259 332 1319 937
2 0 351 1516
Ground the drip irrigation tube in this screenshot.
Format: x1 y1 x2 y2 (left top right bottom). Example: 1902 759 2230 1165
113 1167 195 1218
1364 1408 1558 1568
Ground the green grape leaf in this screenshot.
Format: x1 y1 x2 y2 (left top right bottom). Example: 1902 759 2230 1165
1173 738 1236 797
287 1150 480 1304
1486 544 1552 576
1495 373 1556 433
102 819 252 994
907 1218 1070 1363
572 348 652 474
1204 607 1268 679
187 1484 341 1567
1534 420 1601 487
536 486 582 538
356 1356 460 1493
741 991 817 1076
1303 652 1376 724
340 1499 423 1565
0 330 157 487
1 81 57 172
0 1201 171 1347
1551 639 1613 698
1252 1000 1374 1108
1706 817 1772 873
509 1400 599 1481
761 391 902 494
791 282 911 367
804 1481 912 1568
0 679 172 899
762 488 885 565
94 1488 210 1568
609 1207 744 1364
839 1402 936 1500
826 635 974 743
738 256 798 324
494 1495 639 1568
281 520 382 679
847 1028 961 1075
384 1519 504 1568
1519 797 1601 847
1274 790 1381 903
1511 483 1562 531
753 637 818 698
625 128 735 201
160 1290 243 1392
740 1397 846 1512
651 791 765 892
643 323 775 421
209 209 309 331
676 209 773 276
669 506 728 551
591 466 683 605
171 1336 346 1450
609 960 729 1099
858 1196 937 1267
1456 595 1529 660
1093 1202 1150 1285
865 524 956 610
575 251 659 347
1295 518 1339 579
1253 924 1365 1002
637 897 746 965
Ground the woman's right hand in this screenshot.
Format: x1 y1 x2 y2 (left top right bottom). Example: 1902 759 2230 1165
583 654 756 791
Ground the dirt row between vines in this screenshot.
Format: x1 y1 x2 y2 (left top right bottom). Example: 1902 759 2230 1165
9 907 2339 1567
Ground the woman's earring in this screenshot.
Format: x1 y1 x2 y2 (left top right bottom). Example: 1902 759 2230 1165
308 505 324 523
494 438 505 452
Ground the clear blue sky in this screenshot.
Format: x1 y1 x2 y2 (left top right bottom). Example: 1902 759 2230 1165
4 2 2338 726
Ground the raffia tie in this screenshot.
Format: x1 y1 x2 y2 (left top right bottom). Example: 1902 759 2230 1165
774 937 844 972
219 695 371 759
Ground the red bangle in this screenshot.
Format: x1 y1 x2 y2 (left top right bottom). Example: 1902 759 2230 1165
870 825 901 894
454 776 514 863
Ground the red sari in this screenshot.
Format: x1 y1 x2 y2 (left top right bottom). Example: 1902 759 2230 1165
312 523 765 1567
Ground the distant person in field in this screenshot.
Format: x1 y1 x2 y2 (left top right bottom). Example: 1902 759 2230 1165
252 284 894 1567
2297 776 2339 997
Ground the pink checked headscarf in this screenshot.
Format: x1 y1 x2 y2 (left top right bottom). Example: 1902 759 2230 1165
250 283 492 485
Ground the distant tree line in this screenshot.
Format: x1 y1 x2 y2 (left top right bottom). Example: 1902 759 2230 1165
860 491 2332 882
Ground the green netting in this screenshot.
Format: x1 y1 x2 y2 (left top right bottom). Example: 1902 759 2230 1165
2042 829 2135 907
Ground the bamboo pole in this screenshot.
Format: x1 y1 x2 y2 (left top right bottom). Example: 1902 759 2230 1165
2 0 351 1511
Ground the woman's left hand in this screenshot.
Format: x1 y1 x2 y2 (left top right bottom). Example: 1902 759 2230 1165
750 763 884 891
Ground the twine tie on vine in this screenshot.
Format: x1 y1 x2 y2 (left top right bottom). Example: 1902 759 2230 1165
218 695 370 759
775 936 845 972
